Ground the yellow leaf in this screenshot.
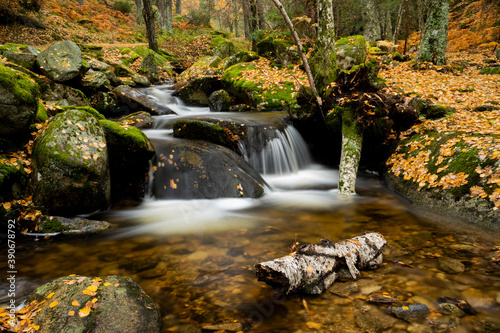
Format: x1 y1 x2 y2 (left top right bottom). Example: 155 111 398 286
49 301 58 308
72 300 80 306
46 293 55 299
78 306 91 317
33 324 40 330
92 298 98 304
103 282 111 286
68 311 75 316
87 285 98 292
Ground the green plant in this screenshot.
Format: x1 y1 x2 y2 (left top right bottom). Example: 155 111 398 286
112 0 132 14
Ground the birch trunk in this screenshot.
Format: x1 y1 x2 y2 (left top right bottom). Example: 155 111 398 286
255 233 387 295
392 3 403 44
362 0 381 42
338 107 363 195
417 0 449 65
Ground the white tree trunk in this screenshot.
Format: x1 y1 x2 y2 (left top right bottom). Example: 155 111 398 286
338 109 363 195
256 233 387 295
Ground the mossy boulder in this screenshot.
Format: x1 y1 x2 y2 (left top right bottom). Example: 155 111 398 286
151 138 267 199
39 78 89 107
32 110 110 216
384 117 500 230
211 36 236 59
117 111 153 129
0 43 39 56
81 69 110 90
221 63 299 111
376 40 396 53
24 275 161 333
58 106 105 120
336 35 368 70
4 51 37 71
36 101 48 123
36 41 83 82
0 64 39 146
409 98 455 119
100 120 155 202
221 50 259 70
208 89 232 112
173 119 236 150
40 216 111 234
255 32 298 66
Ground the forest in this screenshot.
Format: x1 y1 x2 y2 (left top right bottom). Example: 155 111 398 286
1 0 500 332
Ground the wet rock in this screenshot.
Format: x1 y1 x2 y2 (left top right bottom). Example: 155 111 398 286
438 257 465 274
208 89 232 112
37 41 83 82
90 91 117 115
100 119 155 202
25 275 161 333
329 281 359 297
355 305 398 333
0 64 39 146
151 138 268 199
407 323 433 333
366 292 398 304
438 302 466 317
82 69 110 90
0 155 26 202
41 216 111 234
119 257 159 272
112 85 175 115
117 111 154 129
437 296 475 315
390 303 430 322
32 109 110 216
132 73 151 87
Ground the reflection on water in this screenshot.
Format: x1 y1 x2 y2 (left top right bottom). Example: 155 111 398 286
3 168 500 332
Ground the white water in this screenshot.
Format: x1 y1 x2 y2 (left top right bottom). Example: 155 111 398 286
113 85 341 236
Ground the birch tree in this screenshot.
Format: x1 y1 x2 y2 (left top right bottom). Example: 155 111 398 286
416 0 449 65
158 0 173 33
361 0 381 42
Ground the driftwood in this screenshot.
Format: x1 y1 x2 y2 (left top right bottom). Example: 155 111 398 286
255 232 387 295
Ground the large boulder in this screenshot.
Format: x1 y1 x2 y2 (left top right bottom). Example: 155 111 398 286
32 110 110 216
81 69 110 90
151 138 268 199
112 85 175 116
36 41 83 82
384 110 500 230
39 78 89 107
100 120 155 203
0 64 39 146
22 275 161 333
336 35 368 71
211 35 236 59
221 50 259 70
4 51 38 71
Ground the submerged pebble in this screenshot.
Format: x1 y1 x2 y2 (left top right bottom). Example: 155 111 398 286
390 303 430 322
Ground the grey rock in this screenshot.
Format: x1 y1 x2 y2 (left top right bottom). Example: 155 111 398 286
37 40 83 82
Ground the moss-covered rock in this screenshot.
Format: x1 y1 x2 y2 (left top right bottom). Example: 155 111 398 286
336 35 368 70
255 32 299 66
32 110 110 216
221 62 300 111
35 101 48 123
81 69 110 90
25 275 161 333
211 36 236 59
36 41 83 82
173 119 236 150
384 121 500 230
0 43 39 56
4 51 37 71
59 106 105 120
208 89 232 112
39 77 89 107
0 155 26 202
90 92 117 116
221 51 259 70
0 64 39 146
117 111 153 129
100 120 155 202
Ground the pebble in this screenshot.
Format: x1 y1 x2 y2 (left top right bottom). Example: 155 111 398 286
201 323 243 331
329 281 359 297
438 257 465 274
390 303 430 322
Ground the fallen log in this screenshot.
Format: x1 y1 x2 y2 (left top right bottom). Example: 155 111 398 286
255 232 387 295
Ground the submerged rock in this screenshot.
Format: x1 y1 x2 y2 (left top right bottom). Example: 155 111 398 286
438 257 465 274
24 275 161 333
41 216 111 234
151 138 268 199
36 41 83 82
390 303 430 322
32 110 110 216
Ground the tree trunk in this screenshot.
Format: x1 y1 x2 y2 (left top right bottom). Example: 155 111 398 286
255 233 387 295
233 0 238 36
157 0 173 33
268 0 322 107
416 0 449 65
175 0 181 15
338 107 363 195
310 0 336 95
241 0 251 39
257 0 265 30
143 0 159 52
362 0 381 42
135 0 144 24
392 2 403 44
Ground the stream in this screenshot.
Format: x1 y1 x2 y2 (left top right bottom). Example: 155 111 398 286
2 85 500 332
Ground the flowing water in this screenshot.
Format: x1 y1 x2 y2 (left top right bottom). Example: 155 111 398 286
2 86 500 332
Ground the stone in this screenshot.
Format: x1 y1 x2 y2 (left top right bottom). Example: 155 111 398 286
0 155 26 202
39 78 89 107
32 110 110 216
438 257 465 274
36 40 83 82
208 89 232 112
25 275 161 333
355 305 398 333
112 85 175 116
91 91 117 116
390 303 430 322
100 119 155 202
4 51 37 71
0 64 39 145
336 35 368 71
82 69 110 89
117 111 154 129
221 50 259 70
41 216 111 234
139 53 160 83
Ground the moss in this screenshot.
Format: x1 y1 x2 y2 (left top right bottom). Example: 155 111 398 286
42 218 65 232
392 52 404 62
480 66 500 75
210 35 227 48
99 119 148 147
173 119 230 147
60 106 104 120
36 101 48 123
0 64 39 106
0 43 29 55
